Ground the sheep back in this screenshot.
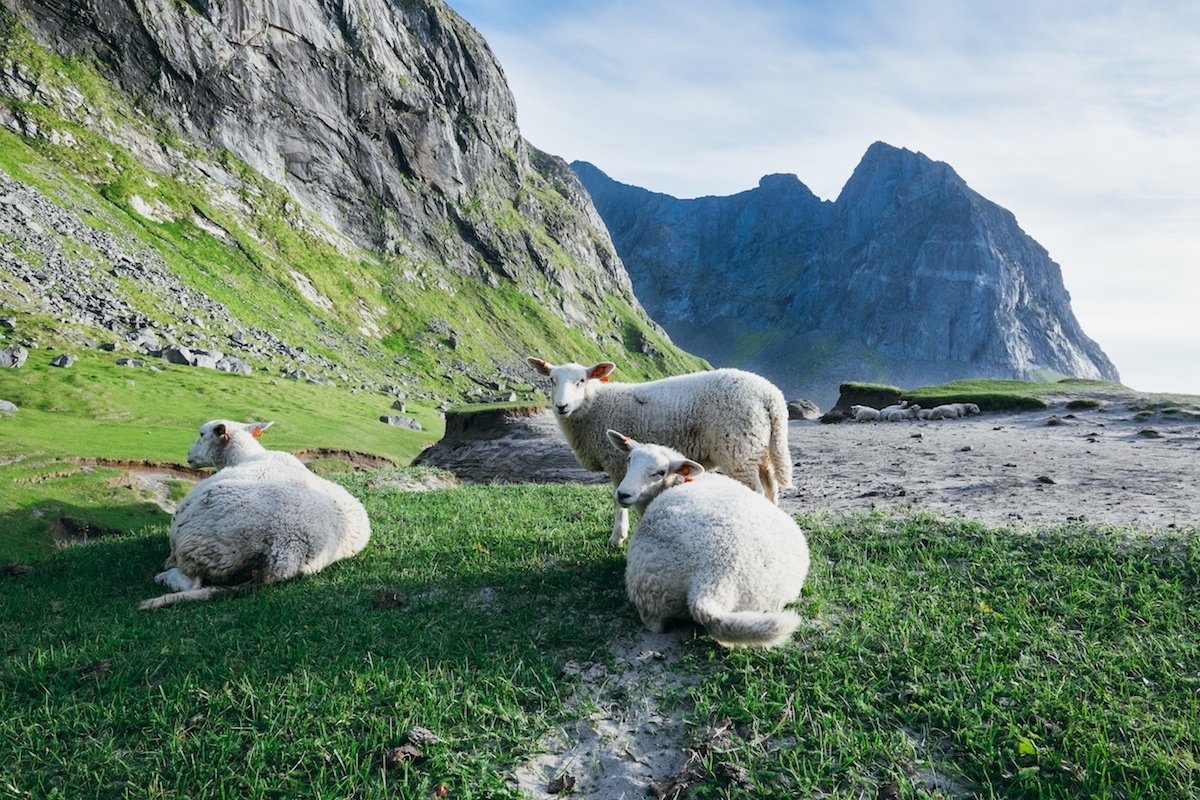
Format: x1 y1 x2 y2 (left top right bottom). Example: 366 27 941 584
168 465 371 586
563 369 790 487
625 474 809 646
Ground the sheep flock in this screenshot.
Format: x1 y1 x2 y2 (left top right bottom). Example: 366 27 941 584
140 358 981 649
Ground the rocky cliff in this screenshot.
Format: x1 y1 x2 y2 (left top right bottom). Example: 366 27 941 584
575 143 1118 407
0 0 701 402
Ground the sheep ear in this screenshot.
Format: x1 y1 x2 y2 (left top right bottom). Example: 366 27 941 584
671 459 704 482
248 421 273 439
588 362 616 382
526 356 552 376
606 429 635 452
213 423 231 442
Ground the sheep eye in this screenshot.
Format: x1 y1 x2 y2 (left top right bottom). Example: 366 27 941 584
577 379 585 386
653 469 666 477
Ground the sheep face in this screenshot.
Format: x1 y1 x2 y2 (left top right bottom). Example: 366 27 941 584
187 419 274 468
527 356 615 418
606 429 704 509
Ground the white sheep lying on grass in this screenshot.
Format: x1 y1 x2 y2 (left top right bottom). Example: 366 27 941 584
528 356 793 547
608 430 810 649
139 420 371 610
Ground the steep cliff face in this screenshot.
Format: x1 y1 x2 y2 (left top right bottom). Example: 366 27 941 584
9 0 618 290
576 142 1118 405
0 0 699 398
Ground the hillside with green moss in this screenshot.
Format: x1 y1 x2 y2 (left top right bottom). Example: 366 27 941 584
0 1 704 409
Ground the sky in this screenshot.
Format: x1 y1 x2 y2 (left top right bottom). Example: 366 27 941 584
446 0 1200 395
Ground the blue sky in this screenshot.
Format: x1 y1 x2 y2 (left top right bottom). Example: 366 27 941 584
446 1 1200 394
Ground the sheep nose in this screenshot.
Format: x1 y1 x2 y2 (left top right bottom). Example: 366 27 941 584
616 491 633 506
555 403 569 415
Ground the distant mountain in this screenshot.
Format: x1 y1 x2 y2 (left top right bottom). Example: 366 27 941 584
574 143 1118 407
0 0 702 405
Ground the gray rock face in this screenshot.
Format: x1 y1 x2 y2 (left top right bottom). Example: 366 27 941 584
575 143 1119 406
413 405 605 485
7 0 640 315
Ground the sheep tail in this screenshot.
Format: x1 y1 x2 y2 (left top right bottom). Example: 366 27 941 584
768 394 794 490
688 592 801 649
138 584 252 610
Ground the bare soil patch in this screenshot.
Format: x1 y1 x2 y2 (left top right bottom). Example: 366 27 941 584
784 405 1200 530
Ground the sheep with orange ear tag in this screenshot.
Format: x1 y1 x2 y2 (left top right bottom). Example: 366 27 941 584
606 429 810 649
527 355 793 548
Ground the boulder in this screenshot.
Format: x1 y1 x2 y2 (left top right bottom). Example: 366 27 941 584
0 345 28 368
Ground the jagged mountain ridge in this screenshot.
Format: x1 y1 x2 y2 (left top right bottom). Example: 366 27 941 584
0 0 701 403
574 143 1118 407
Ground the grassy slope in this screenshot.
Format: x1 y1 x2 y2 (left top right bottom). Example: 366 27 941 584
0 17 705 401
0 487 1196 799
0 350 442 561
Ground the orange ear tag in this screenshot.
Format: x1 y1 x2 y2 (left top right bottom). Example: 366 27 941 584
251 427 264 439
599 375 610 382
679 465 693 483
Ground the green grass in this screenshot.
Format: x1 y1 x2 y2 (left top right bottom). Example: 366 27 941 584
689 513 1200 797
905 379 1052 411
906 377 1200 415
0 349 442 560
0 481 627 800
1 490 1197 799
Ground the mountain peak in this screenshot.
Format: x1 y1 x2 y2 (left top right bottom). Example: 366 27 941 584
576 143 1118 407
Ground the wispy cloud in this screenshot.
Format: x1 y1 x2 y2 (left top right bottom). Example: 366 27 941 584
448 0 1200 393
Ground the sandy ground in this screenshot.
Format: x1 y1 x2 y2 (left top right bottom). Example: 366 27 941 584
782 405 1200 531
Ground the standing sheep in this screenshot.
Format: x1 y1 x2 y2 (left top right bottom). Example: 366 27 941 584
139 420 371 610
527 356 793 546
608 430 810 648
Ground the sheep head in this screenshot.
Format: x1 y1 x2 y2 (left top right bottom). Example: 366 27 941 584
527 356 615 418
188 419 274 468
606 429 704 512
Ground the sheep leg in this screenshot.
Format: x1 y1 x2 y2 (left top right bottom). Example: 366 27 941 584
758 457 779 504
609 502 630 548
154 567 201 592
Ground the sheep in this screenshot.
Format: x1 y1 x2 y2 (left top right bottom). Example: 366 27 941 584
527 356 793 547
607 430 810 649
928 403 961 420
882 404 921 421
850 404 880 422
927 403 981 420
139 420 371 610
